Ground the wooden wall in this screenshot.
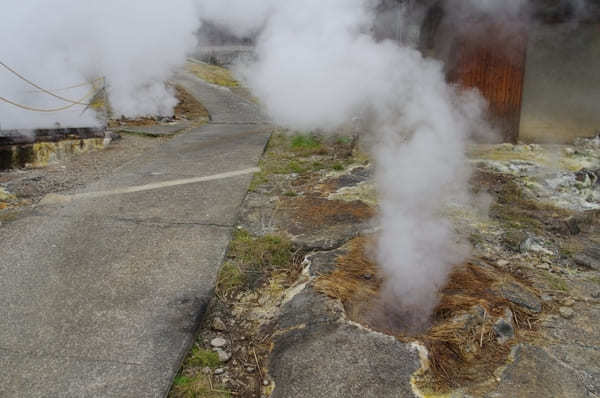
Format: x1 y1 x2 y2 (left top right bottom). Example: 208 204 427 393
447 24 528 142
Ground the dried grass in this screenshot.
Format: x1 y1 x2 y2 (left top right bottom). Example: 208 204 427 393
315 238 542 393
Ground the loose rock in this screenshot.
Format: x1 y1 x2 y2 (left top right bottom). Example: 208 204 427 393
497 281 542 313
559 307 575 319
214 368 225 376
216 348 232 363
497 259 510 267
212 317 227 332
211 337 227 348
494 308 515 344
561 298 575 307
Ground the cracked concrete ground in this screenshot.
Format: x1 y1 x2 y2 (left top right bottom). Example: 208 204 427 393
0 68 271 397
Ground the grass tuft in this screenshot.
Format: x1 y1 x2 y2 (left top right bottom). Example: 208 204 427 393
171 374 231 398
216 229 295 296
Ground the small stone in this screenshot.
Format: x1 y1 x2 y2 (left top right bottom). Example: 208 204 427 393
210 337 227 348
212 317 227 332
497 281 542 313
493 308 515 344
263 380 270 386
541 294 554 302
497 260 509 267
536 263 551 271
561 298 575 307
216 348 232 363
559 307 575 319
214 368 225 375
246 366 256 373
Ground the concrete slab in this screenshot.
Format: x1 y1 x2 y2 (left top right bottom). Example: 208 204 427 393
0 70 271 397
520 23 600 143
174 70 269 124
0 349 166 398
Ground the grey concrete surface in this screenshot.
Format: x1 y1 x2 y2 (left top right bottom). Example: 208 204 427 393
0 71 271 397
520 23 600 143
174 67 269 125
269 289 421 398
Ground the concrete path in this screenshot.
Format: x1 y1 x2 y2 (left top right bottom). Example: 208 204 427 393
0 70 271 397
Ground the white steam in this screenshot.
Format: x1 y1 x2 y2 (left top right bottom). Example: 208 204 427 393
0 0 199 129
198 0 488 327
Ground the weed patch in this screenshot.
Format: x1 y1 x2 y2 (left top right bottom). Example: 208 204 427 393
170 374 231 398
170 346 231 398
216 229 296 297
249 132 362 192
187 347 221 369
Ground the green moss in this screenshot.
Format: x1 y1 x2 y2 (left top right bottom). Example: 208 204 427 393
174 376 192 386
187 347 221 369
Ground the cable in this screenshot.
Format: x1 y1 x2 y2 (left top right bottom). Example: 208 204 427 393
0 60 93 105
25 77 105 94
0 88 95 113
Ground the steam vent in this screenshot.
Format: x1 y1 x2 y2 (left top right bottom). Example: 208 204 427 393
3 1 600 398
421 0 600 143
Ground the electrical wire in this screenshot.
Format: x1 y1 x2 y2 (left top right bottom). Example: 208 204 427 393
0 60 94 105
24 77 105 94
0 89 95 113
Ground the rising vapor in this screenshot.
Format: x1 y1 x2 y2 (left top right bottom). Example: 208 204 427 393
198 0 487 328
0 0 199 129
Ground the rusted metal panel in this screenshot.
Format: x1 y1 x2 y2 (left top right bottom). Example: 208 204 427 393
448 24 528 142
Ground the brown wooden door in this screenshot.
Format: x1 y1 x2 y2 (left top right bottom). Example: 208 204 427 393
448 23 528 142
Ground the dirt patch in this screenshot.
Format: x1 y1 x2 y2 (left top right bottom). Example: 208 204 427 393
173 85 210 121
278 196 375 236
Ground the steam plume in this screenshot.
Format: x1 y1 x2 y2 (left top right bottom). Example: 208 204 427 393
198 0 489 328
0 0 199 129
